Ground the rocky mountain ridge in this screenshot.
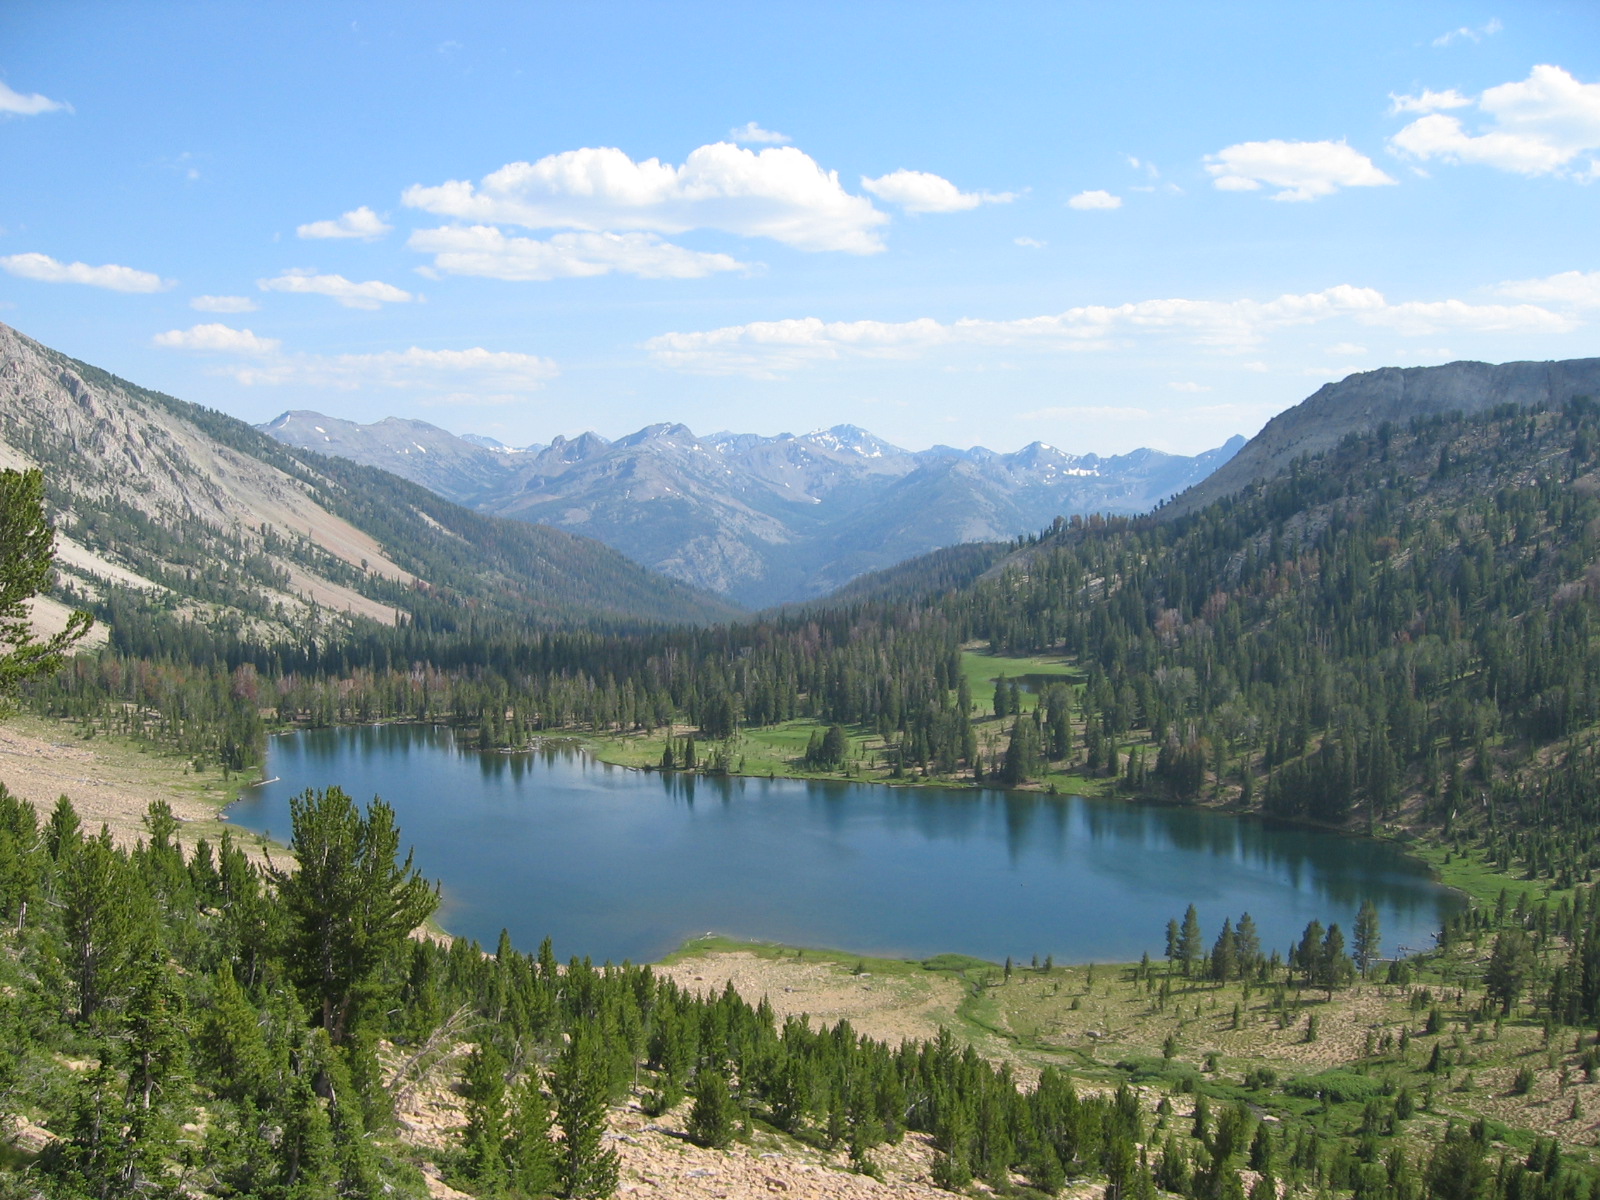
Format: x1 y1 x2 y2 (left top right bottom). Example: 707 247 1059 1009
0 322 739 641
1165 357 1600 517
264 410 1243 608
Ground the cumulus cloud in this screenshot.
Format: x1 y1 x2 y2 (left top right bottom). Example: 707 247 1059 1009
1014 237 1047 249
860 169 1014 213
1168 381 1212 393
0 252 170 292
225 345 558 393
728 121 790 145
1433 18 1502 47
296 206 393 241
1205 139 1396 201
191 295 258 313
1389 88 1473 115
1389 65 1600 177
644 285 1572 377
151 323 280 354
0 80 70 116
408 225 747 281
1068 190 1122 210
402 142 888 253
1495 268 1600 308
258 269 414 309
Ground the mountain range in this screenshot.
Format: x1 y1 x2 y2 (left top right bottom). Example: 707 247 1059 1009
0 322 739 643
261 411 1245 609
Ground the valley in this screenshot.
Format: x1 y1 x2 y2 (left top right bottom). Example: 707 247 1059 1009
8 331 1600 1199
7 10 1598 1198
262 409 1243 609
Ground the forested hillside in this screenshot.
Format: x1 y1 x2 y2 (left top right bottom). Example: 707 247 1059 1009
0 323 738 647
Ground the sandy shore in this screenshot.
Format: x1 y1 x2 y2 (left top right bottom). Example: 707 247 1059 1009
655 950 968 1049
0 714 274 863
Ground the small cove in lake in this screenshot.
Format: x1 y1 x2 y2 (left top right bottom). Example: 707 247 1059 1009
227 725 1464 966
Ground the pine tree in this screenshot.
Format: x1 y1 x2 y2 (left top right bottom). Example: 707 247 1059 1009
275 787 438 1045
62 829 149 1022
1353 899 1381 979
687 1066 736 1150
506 1073 560 1198
0 467 93 696
203 963 274 1106
463 1041 510 1194
553 1028 619 1198
1178 905 1203 977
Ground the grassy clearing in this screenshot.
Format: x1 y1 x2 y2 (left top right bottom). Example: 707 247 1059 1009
588 649 1091 794
958 647 1081 714
1400 836 1566 911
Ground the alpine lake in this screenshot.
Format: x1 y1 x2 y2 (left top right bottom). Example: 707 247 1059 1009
226 724 1464 968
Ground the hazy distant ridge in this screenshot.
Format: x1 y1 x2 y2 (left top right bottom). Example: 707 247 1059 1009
264 411 1243 608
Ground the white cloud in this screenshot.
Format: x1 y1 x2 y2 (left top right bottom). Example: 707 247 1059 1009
0 252 170 292
1495 269 1600 308
1362 298 1573 336
1205 140 1396 201
408 225 747 280
1324 342 1367 355
1389 65 1600 178
402 142 888 253
191 294 258 313
0 80 70 116
1068 189 1122 210
152 321 556 397
1014 236 1047 249
728 121 789 145
152 323 280 355
258 269 414 309
296 206 393 241
1433 18 1502 47
860 169 1014 213
225 346 558 393
1242 361 1270 372
1389 88 1473 115
645 284 1573 377
1168 381 1212 393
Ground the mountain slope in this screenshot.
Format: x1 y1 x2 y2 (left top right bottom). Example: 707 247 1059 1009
1165 357 1600 517
0 323 739 641
264 411 1242 608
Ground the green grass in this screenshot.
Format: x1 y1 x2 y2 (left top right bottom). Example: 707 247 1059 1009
1401 836 1569 910
958 647 1080 714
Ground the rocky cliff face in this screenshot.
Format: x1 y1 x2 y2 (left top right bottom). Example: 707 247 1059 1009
1165 358 1600 517
264 411 1242 608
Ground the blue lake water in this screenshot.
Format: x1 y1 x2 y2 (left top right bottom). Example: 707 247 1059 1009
226 725 1464 966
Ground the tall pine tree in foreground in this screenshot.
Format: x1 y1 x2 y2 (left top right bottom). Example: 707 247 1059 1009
553 1027 619 1199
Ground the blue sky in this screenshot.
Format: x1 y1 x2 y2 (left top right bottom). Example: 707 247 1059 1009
2 3 1597 455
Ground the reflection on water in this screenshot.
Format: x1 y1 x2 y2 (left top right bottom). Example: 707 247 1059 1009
229 725 1463 966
